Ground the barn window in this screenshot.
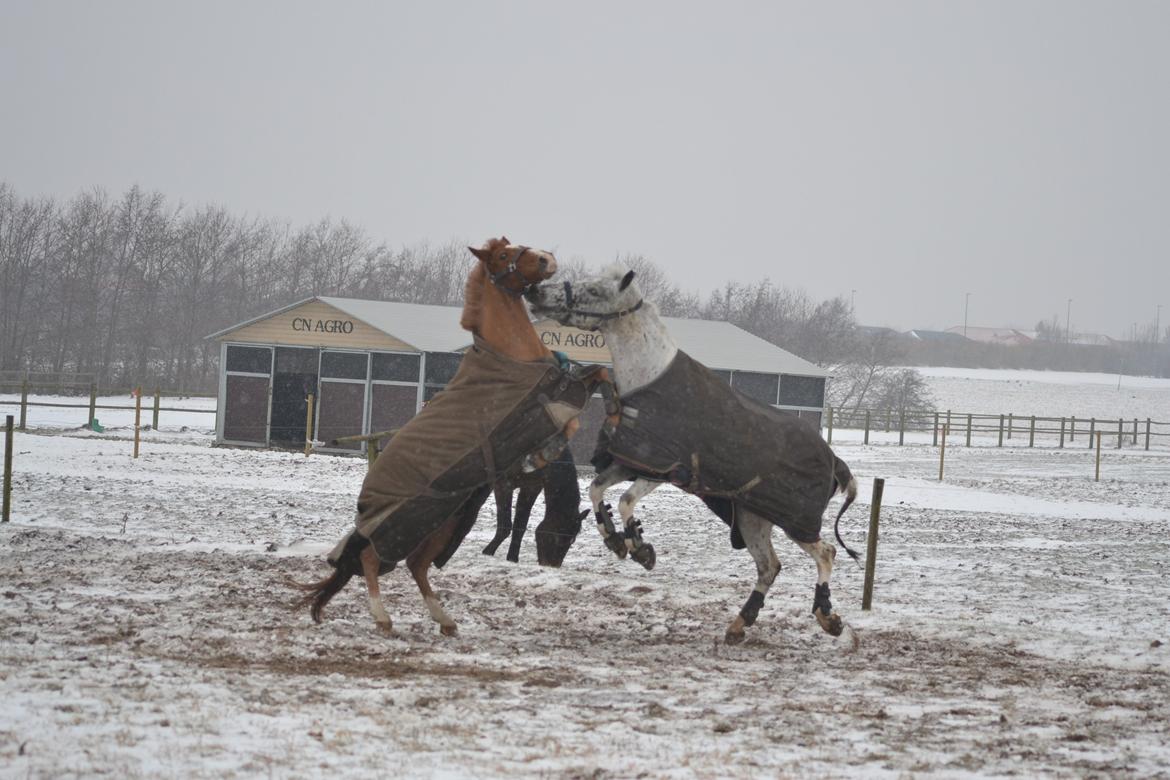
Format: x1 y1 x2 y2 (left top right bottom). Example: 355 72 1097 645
226 345 272 374
371 352 420 383
731 371 779 405
779 375 825 408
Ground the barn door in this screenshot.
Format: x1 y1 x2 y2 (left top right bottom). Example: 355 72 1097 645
316 351 369 450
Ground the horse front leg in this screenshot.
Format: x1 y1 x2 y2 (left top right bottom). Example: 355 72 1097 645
797 538 843 637
617 478 661 570
590 463 632 559
725 511 780 644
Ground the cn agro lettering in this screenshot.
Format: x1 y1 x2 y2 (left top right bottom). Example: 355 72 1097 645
292 317 355 334
540 330 606 349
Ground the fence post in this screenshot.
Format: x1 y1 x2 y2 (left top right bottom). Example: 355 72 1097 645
1088 418 1095 449
998 414 1004 447
861 477 885 611
864 410 870 445
1117 418 1123 450
3 415 12 523
898 407 906 446
1146 419 1152 451
152 388 161 430
1070 416 1076 443
19 380 28 431
826 406 833 445
932 412 939 446
1008 413 1013 440
366 439 378 471
304 393 315 457
88 383 97 429
1132 418 1138 445
133 386 142 459
966 414 972 447
885 409 891 433
1059 418 1065 449
1029 416 1036 448
938 424 948 481
1095 431 1102 481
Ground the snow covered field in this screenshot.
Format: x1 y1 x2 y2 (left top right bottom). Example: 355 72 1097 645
2 425 1168 778
911 367 1170 422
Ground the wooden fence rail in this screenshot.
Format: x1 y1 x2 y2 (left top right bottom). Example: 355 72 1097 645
826 406 1169 450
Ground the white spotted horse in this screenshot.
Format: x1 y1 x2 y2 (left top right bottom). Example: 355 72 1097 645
526 267 859 644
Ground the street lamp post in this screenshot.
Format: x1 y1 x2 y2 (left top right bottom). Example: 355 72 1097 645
964 292 971 338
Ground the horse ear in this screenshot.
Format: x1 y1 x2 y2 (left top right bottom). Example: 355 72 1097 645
500 235 510 245
468 246 491 263
619 270 636 291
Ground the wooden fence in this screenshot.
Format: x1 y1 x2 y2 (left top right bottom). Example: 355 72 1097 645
1 382 215 431
825 406 1170 451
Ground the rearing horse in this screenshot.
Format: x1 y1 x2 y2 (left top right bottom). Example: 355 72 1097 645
527 266 858 644
298 237 607 636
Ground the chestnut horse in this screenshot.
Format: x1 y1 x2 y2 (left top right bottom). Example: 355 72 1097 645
298 237 604 635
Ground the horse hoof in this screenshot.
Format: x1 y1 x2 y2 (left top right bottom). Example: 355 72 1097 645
632 543 656 570
376 620 393 636
440 624 458 637
815 609 843 637
724 627 746 645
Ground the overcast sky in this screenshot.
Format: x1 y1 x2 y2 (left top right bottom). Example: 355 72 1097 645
2 1 1167 337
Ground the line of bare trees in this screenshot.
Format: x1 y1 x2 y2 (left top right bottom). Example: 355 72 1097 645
28 182 1160 407
0 183 473 391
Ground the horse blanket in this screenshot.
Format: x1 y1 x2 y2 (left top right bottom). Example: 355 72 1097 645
329 339 597 572
598 350 848 544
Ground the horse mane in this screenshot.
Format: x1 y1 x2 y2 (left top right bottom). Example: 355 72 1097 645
460 262 486 333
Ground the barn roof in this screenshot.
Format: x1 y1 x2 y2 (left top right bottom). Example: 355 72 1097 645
209 296 827 377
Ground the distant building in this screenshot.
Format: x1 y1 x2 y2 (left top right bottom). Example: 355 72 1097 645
945 326 1033 346
906 329 970 343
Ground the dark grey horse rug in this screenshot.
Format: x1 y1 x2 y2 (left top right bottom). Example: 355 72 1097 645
597 350 851 544
329 339 597 572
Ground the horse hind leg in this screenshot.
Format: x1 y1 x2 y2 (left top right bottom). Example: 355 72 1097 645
798 538 843 637
361 545 393 634
725 511 780 644
407 518 459 636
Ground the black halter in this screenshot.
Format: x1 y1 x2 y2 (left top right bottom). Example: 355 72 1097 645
559 280 644 321
489 245 538 297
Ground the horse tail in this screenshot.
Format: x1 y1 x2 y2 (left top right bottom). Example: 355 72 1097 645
832 457 861 565
293 533 369 623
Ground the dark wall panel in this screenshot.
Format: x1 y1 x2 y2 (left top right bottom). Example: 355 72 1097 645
223 375 269 443
317 382 366 450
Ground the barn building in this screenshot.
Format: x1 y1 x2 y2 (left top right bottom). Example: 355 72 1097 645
207 296 828 462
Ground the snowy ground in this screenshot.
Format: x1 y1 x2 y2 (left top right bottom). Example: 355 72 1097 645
909 367 1170 423
2 425 1168 778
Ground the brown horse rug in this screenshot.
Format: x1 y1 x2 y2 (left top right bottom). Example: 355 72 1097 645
329 339 598 572
597 350 851 544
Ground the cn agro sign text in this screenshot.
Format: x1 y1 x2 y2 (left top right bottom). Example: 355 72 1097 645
291 317 355 334
540 330 606 349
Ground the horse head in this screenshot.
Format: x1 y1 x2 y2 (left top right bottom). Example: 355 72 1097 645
525 266 642 332
467 236 558 298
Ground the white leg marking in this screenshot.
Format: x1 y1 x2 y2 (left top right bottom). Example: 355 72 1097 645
425 595 454 628
368 595 391 626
